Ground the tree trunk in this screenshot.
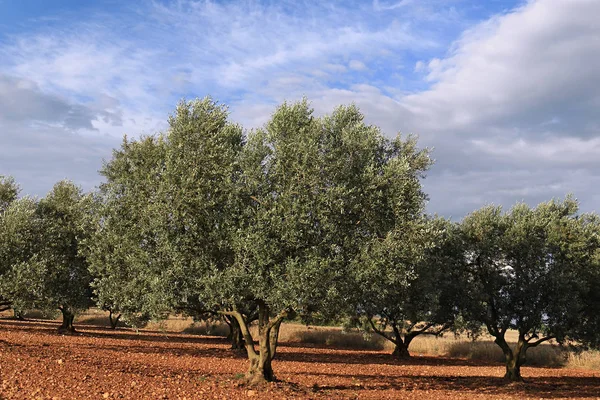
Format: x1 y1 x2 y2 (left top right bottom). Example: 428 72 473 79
13 309 25 321
391 340 411 358
504 357 523 382
392 326 413 358
269 319 283 359
223 303 288 385
58 308 76 334
228 317 246 350
109 311 121 329
494 334 526 382
246 329 276 385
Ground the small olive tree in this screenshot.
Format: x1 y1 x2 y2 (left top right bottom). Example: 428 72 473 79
458 197 600 381
85 136 169 328
352 217 465 358
1 181 93 332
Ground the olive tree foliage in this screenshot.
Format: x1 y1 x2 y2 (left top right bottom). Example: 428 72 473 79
208 101 434 383
0 175 32 314
85 135 169 328
89 98 432 383
0 175 19 212
0 175 21 312
352 216 465 358
458 197 600 382
0 181 93 332
87 99 246 331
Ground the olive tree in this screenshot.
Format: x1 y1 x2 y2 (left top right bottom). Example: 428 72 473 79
458 197 600 382
0 175 19 212
352 217 465 358
207 101 433 382
90 98 432 383
0 175 21 312
1 181 93 332
85 135 169 328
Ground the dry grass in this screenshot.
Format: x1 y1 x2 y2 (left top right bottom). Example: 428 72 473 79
445 340 566 367
566 350 600 370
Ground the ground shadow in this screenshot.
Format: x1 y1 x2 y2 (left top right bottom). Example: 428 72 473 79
277 346 494 367
307 374 600 399
0 319 229 346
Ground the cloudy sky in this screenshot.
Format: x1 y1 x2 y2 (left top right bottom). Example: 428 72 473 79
1 0 598 218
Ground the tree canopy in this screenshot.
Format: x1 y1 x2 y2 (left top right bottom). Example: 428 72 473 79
457 197 600 381
0 180 92 332
88 98 434 382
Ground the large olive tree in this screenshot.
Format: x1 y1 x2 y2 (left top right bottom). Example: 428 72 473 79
458 197 600 382
89 98 432 383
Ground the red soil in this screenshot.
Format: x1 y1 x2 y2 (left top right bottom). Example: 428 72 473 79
1 319 599 399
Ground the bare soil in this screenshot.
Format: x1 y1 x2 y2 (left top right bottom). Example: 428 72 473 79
1 319 599 399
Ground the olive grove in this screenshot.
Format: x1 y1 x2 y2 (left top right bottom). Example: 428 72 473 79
1 98 600 386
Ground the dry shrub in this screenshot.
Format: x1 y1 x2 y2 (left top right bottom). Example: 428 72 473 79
182 321 230 337
285 325 386 350
566 350 600 370
76 308 114 327
77 315 114 327
446 340 566 367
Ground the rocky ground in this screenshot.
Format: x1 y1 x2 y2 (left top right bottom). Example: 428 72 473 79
1 319 599 399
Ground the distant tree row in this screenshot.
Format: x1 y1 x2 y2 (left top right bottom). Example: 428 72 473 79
1 98 599 384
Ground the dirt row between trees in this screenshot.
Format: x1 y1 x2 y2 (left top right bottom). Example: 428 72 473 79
1 320 599 399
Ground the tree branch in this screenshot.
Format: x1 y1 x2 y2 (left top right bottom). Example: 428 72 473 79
368 318 395 343
410 322 452 337
528 336 555 348
218 309 258 358
266 308 290 332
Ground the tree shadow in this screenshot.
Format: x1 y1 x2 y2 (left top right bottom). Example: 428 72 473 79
277 347 492 367
307 373 600 398
0 319 229 346
71 342 244 360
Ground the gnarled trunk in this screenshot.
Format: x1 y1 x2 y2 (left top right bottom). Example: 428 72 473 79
13 309 25 320
247 331 276 385
504 357 523 382
58 308 76 334
393 330 416 358
223 302 289 385
369 319 414 359
494 334 526 382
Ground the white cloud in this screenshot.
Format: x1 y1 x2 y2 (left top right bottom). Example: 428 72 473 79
1 0 600 218
394 0 600 215
349 60 367 71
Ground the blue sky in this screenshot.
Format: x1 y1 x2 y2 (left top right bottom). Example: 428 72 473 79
1 0 599 218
